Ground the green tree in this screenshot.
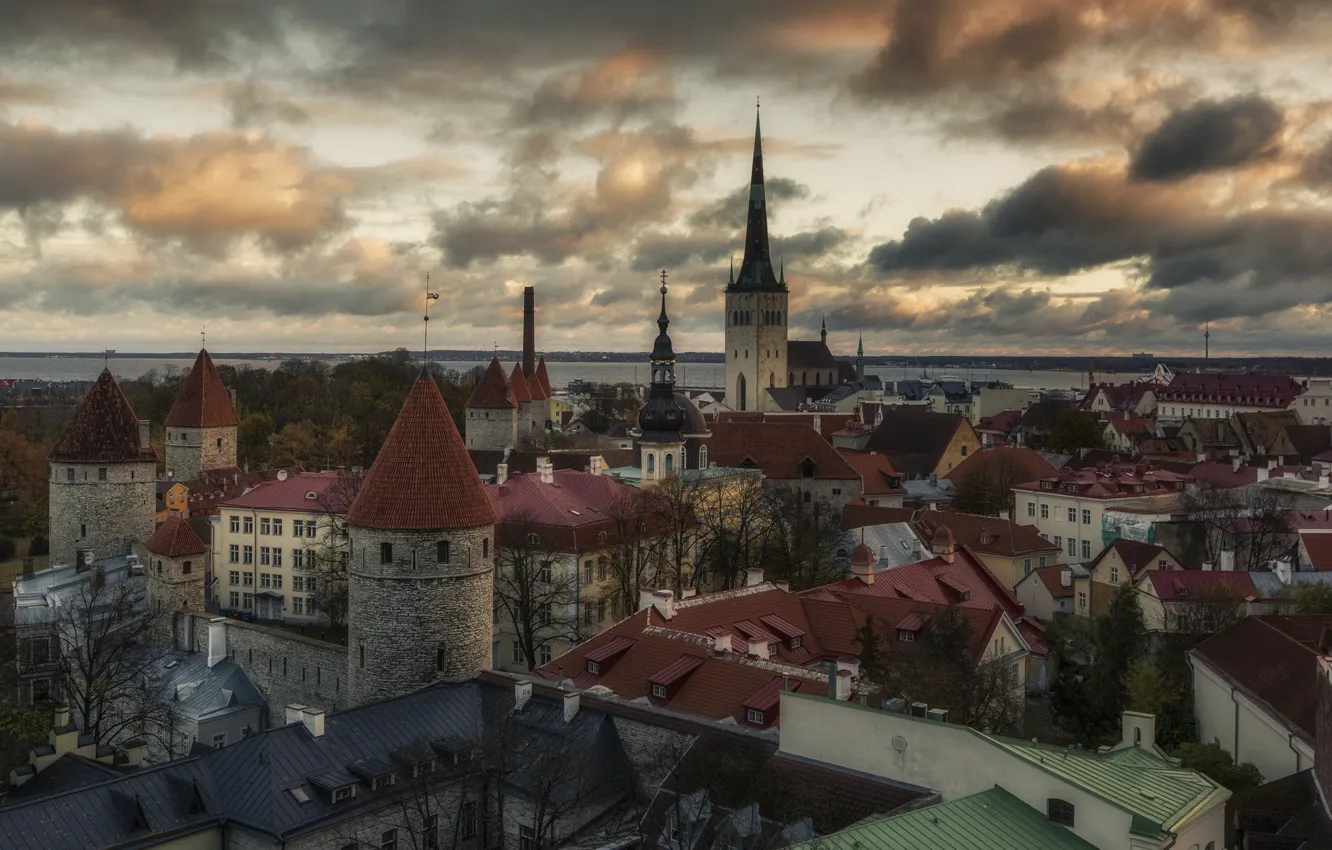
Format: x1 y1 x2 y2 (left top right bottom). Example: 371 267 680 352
1052 583 1147 744
237 412 274 468
1292 581 1332 614
1175 741 1263 791
1125 659 1194 748
1045 410 1106 453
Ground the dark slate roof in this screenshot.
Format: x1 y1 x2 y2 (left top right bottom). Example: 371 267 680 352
787 341 838 374
3 753 129 802
49 369 158 464
764 386 833 411
1287 425 1332 465
1226 769 1332 850
862 410 967 477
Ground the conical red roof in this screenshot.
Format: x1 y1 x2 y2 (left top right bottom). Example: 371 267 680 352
346 374 498 530
509 363 532 403
146 515 208 557
535 357 553 397
165 349 239 428
50 370 159 464
465 358 515 409
526 370 546 401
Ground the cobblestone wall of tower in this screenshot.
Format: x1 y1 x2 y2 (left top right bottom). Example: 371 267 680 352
165 425 237 480
347 524 494 706
465 407 517 452
49 460 156 567
148 552 207 643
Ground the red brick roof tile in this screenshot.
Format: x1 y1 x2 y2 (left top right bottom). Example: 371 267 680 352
222 471 353 513
526 369 547 401
346 375 497 530
1158 373 1304 409
1302 533 1332 571
1030 564 1075 599
535 357 553 398
165 349 239 428
50 369 159 464
943 447 1058 487
466 358 516 409
915 510 1058 558
145 515 208 557
1140 569 1257 601
707 421 859 480
836 450 903 495
508 363 532 404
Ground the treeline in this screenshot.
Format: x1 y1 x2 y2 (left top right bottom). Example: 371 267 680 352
121 350 483 470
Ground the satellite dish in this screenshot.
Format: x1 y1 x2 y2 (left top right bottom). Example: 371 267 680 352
891 735 908 753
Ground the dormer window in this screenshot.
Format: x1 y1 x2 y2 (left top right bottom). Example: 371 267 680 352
789 636 803 649
526 533 540 546
586 660 601 675
799 459 816 479
1047 799 1075 827
652 683 667 698
746 709 765 725
899 630 915 642
411 759 436 778
372 774 396 791
333 785 355 803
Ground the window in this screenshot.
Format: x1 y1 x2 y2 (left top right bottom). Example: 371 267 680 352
243 545 254 565
459 801 478 840
332 785 355 803
66 467 74 482
80 524 86 538
1067 538 1076 556
243 517 253 534
272 547 283 568
305 520 317 537
212 733 226 749
1047 799 1075 827
437 540 451 564
261 518 271 535
699 445 708 468
272 574 283 589
537 561 552 583
292 548 304 569
293 575 305 591
1077 591 1087 609
229 591 240 608
272 518 283 535
293 522 303 539
1053 535 1062 549
307 597 317 614
1024 558 1032 575
380 542 393 564
226 570 239 586
371 774 395 791
899 630 915 642
97 466 108 481
598 599 606 622
1027 502 1035 517
746 709 765 725
242 593 253 608
586 660 601 675
539 602 553 626
292 598 304 615
307 577 317 592
960 445 968 457
665 453 674 473
1081 509 1091 525
380 829 398 850
519 826 537 850
229 515 240 533
182 560 192 574
1039 556 1047 567
539 645 551 665
597 558 608 581
260 546 271 566
583 602 594 625
424 814 439 850
512 642 524 664
1041 504 1049 519
229 545 239 564
1081 540 1091 560
1067 508 1076 522
584 561 594 584
483 538 489 558
260 573 272 588
1109 566 1119 583
525 532 540 546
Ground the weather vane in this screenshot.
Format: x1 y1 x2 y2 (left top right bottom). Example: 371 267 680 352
423 273 440 366
201 324 207 350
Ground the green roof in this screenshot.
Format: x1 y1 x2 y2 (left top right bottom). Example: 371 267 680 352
792 787 1098 850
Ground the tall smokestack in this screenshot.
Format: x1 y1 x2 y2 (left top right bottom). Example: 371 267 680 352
523 286 535 378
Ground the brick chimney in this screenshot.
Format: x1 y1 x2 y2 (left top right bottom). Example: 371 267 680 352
523 286 536 378
138 419 150 451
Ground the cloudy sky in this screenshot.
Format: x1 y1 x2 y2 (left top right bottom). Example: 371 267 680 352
3 1 1332 357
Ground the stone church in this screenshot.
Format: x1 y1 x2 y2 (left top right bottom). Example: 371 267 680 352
724 109 840 412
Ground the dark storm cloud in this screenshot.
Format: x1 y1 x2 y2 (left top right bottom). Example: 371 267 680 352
631 233 731 272
772 227 853 260
1129 95 1284 182
688 177 810 229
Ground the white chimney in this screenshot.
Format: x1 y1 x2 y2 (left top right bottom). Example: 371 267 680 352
496 463 508 485
207 618 227 668
745 567 765 587
1274 559 1293 585
300 707 325 738
563 690 580 722
748 638 770 660
538 457 554 484
1219 550 1235 572
835 669 852 701
137 419 150 450
514 681 532 711
714 632 732 653
637 588 675 621
1232 456 1242 472
681 588 697 599
285 704 308 725
1257 467 1269 481
1060 569 1071 588
589 457 604 476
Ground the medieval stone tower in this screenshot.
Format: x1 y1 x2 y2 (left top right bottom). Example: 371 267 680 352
164 348 239 481
724 107 788 413
48 369 158 568
464 358 517 451
144 515 208 641
345 370 498 706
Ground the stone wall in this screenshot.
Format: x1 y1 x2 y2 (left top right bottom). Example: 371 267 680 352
287 780 483 850
610 715 697 798
49 459 156 568
148 552 207 644
347 524 494 706
177 612 349 727
465 407 517 452
165 425 237 480
768 476 862 515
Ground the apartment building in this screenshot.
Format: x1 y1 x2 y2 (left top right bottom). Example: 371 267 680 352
213 471 354 622
1014 464 1191 565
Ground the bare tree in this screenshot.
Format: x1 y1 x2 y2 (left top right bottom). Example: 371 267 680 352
52 574 178 750
306 468 363 629
1181 484 1296 571
950 452 1029 517
494 517 583 671
334 741 483 850
762 487 849 591
602 490 665 620
693 473 773 591
642 473 703 597
1162 585 1247 636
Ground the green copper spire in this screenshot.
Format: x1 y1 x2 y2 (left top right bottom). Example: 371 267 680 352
728 102 782 292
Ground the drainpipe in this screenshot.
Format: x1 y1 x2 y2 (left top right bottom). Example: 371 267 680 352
1289 731 1304 774
1230 687 1241 764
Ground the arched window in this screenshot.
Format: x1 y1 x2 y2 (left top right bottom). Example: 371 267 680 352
437 540 451 564
482 538 490 558
437 642 448 672
647 454 656 473
380 542 393 564
699 445 708 468
737 374 747 411
525 532 540 546
182 560 192 574
802 371 807 385
789 372 795 384
664 453 674 473
769 373 775 387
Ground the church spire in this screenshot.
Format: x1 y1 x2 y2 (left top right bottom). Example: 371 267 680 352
856 333 865 385
730 101 781 292
821 315 827 344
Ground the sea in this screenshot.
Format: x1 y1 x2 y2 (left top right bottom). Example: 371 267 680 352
0 356 1143 393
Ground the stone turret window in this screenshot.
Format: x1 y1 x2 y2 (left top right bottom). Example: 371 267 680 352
664 453 674 473
437 540 451 564
182 561 192 574
380 543 393 564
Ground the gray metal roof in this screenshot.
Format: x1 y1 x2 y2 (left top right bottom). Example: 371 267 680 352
12 556 139 629
153 650 263 724
840 523 926 569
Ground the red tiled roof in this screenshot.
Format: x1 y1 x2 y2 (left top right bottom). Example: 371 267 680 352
165 349 239 428
527 369 547 401
145 515 208 557
49 369 158 464
1300 533 1332 571
711 411 855 441
1189 460 1261 488
221 471 353 513
895 611 930 631
1014 462 1191 499
977 410 1024 434
485 469 650 551
742 678 786 712
1192 616 1332 743
535 357 553 398
466 358 515 409
1139 569 1257 601
509 363 532 403
707 421 859 480
585 635 637 663
915 510 1057 557
647 654 703 686
1030 564 1074 599
836 450 903 495
943 447 1057 487
1104 413 1155 437
1158 373 1304 408
345 375 497 530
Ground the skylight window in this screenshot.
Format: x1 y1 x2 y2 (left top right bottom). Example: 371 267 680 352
289 787 311 804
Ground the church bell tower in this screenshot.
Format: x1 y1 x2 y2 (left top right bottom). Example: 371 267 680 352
723 104 788 412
